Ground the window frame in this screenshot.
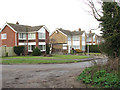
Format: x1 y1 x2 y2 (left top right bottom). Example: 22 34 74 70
1 33 7 39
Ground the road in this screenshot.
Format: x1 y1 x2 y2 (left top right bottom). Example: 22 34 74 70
2 58 107 88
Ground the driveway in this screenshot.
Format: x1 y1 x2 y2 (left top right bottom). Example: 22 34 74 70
2 58 107 88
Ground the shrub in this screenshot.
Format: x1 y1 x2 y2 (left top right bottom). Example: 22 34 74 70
70 50 74 54
46 44 50 54
5 52 8 57
86 45 101 53
14 46 25 56
32 47 41 56
77 67 120 88
75 49 82 53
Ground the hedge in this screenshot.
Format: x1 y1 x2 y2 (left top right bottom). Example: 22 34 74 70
86 45 101 53
14 46 25 56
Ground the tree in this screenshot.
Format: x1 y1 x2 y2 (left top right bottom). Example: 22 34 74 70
46 43 50 54
86 0 120 58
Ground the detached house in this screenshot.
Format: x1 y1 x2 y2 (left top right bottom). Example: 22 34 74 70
50 28 86 53
0 22 49 56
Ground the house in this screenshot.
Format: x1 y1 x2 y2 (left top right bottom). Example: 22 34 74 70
86 30 104 45
50 28 86 53
0 22 49 56
86 30 97 45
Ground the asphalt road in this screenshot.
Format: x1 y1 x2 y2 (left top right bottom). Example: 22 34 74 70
2 58 107 88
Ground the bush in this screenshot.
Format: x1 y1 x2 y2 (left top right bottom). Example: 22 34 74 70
14 46 25 56
86 45 101 53
46 44 50 54
32 47 41 56
75 49 82 53
70 50 74 54
5 52 8 57
77 67 120 88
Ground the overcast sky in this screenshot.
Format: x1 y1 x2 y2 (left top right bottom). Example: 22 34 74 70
0 0 102 35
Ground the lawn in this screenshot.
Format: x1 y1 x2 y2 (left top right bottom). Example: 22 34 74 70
1 54 90 64
2 54 89 59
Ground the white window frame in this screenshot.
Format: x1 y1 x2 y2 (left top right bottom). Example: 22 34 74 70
1 34 7 39
38 32 45 39
28 33 36 40
19 33 26 40
73 36 79 41
39 45 46 51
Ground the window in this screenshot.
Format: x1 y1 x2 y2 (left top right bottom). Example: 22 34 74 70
73 36 79 41
38 33 45 39
28 45 35 51
68 36 71 41
82 45 85 51
93 38 95 42
1 34 7 39
19 33 26 39
39 45 45 51
28 33 35 39
73 45 80 49
82 36 85 41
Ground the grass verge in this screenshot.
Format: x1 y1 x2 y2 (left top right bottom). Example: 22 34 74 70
1 59 83 64
2 55 89 59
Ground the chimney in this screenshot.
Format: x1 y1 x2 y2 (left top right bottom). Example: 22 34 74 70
78 28 81 31
16 21 19 24
90 30 92 33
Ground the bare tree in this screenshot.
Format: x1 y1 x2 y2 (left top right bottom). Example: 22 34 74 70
49 38 56 54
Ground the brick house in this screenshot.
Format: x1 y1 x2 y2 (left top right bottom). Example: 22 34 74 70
0 22 49 56
50 28 86 53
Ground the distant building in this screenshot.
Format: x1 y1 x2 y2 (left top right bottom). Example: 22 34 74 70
50 28 86 53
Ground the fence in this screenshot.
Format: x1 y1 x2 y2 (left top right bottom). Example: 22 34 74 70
0 46 16 57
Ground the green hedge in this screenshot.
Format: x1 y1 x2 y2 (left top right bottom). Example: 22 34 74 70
14 46 25 56
86 45 101 53
32 47 41 56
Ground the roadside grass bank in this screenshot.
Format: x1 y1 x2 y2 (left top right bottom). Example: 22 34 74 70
1 59 91 64
2 54 89 59
77 66 120 88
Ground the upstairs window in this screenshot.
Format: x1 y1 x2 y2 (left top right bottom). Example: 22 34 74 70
68 36 71 41
28 33 35 39
1 34 7 39
19 33 26 39
73 36 79 41
38 33 45 39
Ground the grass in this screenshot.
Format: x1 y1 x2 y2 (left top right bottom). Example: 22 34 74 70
1 59 83 64
1 54 90 64
2 54 89 59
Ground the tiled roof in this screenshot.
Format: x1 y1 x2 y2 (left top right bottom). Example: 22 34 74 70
86 33 95 38
7 23 44 32
58 28 84 36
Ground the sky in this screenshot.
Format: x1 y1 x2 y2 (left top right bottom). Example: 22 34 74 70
0 0 102 35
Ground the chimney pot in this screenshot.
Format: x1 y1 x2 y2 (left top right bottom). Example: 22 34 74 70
16 21 19 24
78 28 81 31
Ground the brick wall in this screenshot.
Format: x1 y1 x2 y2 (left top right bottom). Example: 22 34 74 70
1 25 16 47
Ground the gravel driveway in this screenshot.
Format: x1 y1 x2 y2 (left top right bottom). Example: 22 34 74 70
2 58 107 88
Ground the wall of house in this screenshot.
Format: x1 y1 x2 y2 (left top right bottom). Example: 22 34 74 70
1 25 16 47
45 30 49 44
50 30 67 44
1 46 16 57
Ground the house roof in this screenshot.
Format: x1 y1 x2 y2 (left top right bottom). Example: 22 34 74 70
86 33 95 38
7 23 44 32
58 28 84 36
